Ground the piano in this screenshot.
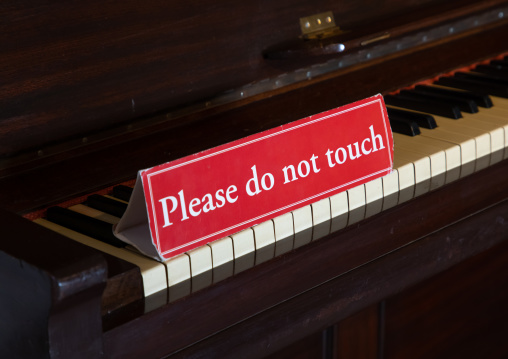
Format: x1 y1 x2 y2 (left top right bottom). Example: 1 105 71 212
1 0 508 357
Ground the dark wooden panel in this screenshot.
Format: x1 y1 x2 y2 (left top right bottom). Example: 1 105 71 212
1 0 505 158
0 0 440 157
264 331 325 359
384 234 508 359
2 20 508 215
336 304 380 359
267 304 380 359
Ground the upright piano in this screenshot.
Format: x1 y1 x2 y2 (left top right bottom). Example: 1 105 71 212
1 0 508 357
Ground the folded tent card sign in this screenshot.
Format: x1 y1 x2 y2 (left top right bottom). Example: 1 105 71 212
114 95 394 261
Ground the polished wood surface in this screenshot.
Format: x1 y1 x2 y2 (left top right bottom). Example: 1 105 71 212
2 0 504 158
2 19 508 215
1 0 508 357
385 240 508 359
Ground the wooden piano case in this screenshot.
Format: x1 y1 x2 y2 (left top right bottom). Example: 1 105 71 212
1 0 508 357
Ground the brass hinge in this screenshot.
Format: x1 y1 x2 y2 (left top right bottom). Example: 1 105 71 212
299 11 346 40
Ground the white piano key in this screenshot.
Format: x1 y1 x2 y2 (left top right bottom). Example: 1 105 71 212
165 253 191 302
231 228 255 274
461 113 505 164
187 245 213 293
434 114 501 168
395 149 431 197
292 205 313 249
311 198 331 240
393 155 415 204
364 178 383 218
435 124 490 171
476 105 508 133
489 98 508 113
329 191 349 232
252 220 275 265
407 147 444 189
68 204 120 224
406 133 461 183
34 218 168 297
381 170 399 210
409 155 431 197
420 128 476 178
469 107 508 160
490 95 508 109
426 113 492 165
347 184 366 224
207 237 234 283
272 213 294 256
465 107 508 131
393 133 449 188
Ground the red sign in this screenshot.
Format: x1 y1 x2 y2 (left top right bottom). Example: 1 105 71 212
139 95 392 260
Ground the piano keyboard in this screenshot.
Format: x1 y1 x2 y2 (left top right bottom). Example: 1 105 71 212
34 56 508 308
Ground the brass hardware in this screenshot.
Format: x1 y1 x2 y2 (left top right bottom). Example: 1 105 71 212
299 11 345 39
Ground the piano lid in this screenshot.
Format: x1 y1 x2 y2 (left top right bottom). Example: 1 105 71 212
1 0 508 161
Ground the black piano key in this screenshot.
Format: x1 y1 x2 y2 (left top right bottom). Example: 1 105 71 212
386 108 437 129
400 89 478 113
46 207 126 248
112 185 134 202
472 65 508 81
388 116 421 137
436 76 508 98
87 194 128 218
453 71 508 96
414 84 493 108
384 94 462 119
454 71 508 86
491 59 508 68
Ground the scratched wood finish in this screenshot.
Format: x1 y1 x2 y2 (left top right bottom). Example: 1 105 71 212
335 304 380 359
3 0 501 158
383 238 508 359
263 331 325 359
2 19 508 216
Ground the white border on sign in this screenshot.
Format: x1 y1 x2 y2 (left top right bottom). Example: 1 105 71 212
146 98 392 255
